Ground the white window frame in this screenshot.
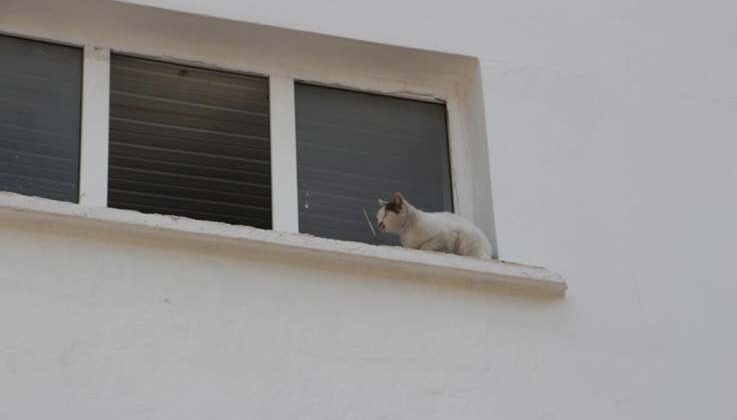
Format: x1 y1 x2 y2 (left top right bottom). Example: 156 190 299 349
79 45 110 207
268 76 299 233
0 4 493 254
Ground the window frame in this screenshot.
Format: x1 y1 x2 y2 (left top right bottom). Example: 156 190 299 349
0 29 478 242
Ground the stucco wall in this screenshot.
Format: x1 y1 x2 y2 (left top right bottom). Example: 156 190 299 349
1 0 736 418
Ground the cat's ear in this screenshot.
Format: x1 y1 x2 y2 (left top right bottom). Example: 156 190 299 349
392 192 405 209
377 198 388 206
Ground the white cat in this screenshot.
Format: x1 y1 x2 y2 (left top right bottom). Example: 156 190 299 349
376 192 492 259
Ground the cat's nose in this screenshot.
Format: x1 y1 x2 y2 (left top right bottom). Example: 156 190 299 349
378 221 385 230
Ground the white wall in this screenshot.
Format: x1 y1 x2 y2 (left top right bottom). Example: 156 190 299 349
1 0 736 418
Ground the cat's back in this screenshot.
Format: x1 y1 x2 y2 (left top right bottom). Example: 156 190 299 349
431 211 492 258
432 211 480 231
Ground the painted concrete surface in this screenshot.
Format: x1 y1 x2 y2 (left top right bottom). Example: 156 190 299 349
0 193 565 294
0 196 566 420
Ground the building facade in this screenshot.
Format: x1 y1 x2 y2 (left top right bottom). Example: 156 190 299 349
1 0 735 418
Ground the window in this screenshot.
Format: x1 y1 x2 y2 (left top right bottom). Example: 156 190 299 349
0 35 82 202
107 55 272 229
3 12 496 252
295 83 453 245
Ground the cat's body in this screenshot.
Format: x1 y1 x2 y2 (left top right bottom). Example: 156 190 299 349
377 193 492 259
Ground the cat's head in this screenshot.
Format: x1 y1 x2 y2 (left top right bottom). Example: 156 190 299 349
376 192 408 233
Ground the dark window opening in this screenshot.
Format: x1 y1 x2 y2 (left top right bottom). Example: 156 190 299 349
0 35 82 202
295 83 453 245
108 55 271 229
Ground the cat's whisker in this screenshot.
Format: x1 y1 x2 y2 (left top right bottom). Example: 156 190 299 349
362 208 377 237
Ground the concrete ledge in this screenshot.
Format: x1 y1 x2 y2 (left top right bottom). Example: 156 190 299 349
0 192 567 297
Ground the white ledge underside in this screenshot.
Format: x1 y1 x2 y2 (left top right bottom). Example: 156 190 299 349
0 193 566 297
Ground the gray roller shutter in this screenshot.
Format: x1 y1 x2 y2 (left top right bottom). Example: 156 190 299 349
0 35 82 202
295 83 453 245
108 55 271 229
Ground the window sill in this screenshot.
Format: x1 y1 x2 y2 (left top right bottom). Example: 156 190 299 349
0 192 567 297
